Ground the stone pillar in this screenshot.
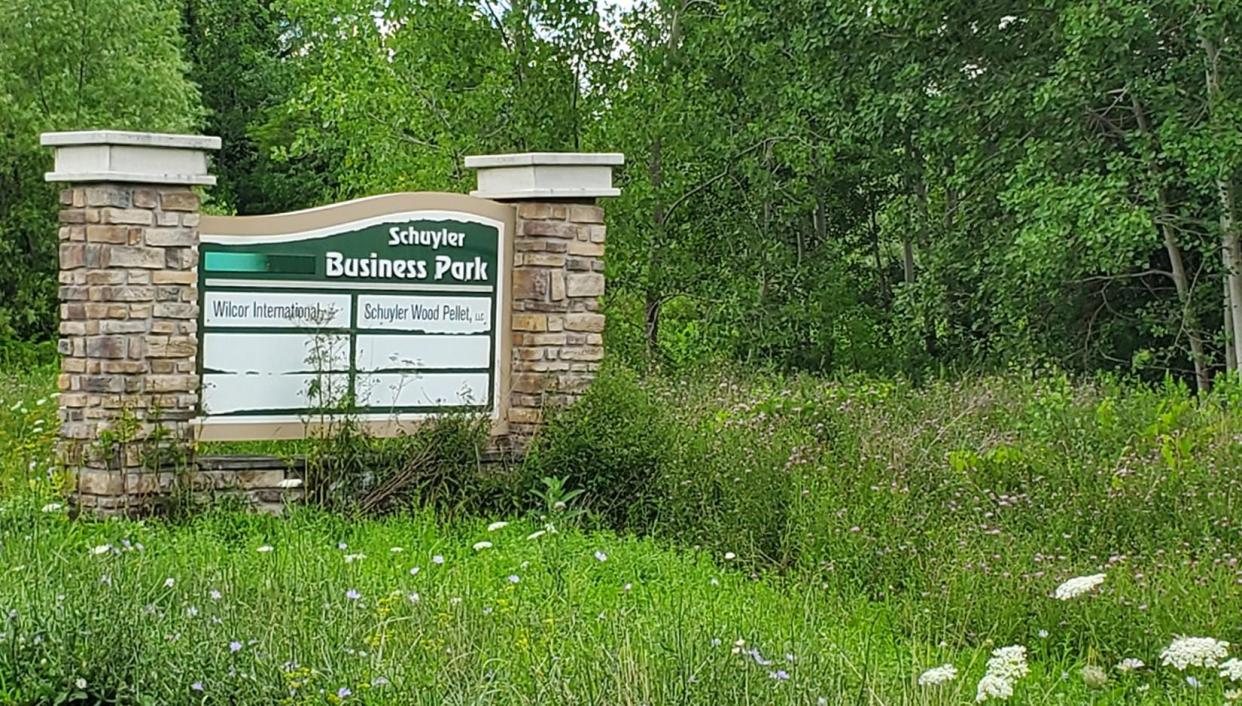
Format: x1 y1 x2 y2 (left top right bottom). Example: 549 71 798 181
42 130 219 513
464 153 623 442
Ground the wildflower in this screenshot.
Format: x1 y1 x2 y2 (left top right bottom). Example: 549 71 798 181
473 541 493 551
1221 658 1242 682
1161 637 1230 670
75 678 86 690
186 606 199 618
337 686 352 699
1186 676 1201 688
407 592 420 604
345 589 361 601
1115 658 1144 672
191 681 204 692
918 664 958 686
344 553 366 563
371 677 389 687
1053 573 1105 600
91 544 112 555
709 577 719 586
163 578 175 589
1226 688 1242 702
526 530 546 540
1080 665 1108 688
432 555 445 564
623 583 632 591
209 589 222 601
769 670 790 681
40 503 62 513
594 550 608 562
507 575 520 584
409 566 420 576
975 674 1013 702
1037 630 1049 639
229 641 243 653
985 646 1029 681
257 545 273 553
390 547 403 553
723 552 736 561
487 521 508 532
338 542 348 550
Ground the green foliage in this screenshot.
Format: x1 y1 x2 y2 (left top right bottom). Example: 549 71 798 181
523 365 675 529
0 0 202 341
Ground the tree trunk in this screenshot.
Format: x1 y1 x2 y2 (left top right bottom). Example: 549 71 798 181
645 138 664 358
1202 32 1242 373
1131 94 1212 391
1226 277 1237 371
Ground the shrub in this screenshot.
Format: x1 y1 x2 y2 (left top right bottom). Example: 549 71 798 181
523 365 677 530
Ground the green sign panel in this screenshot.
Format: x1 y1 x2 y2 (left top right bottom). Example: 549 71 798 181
197 201 508 435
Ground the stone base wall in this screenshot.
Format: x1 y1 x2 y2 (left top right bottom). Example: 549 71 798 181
507 201 606 440
55 183 201 511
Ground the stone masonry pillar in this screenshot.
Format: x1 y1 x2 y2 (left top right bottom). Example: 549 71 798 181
42 130 219 514
464 153 623 443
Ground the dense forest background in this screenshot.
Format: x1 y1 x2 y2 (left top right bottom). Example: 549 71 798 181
2 0 1241 387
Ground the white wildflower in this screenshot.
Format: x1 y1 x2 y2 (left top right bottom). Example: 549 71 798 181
486 521 508 532
389 547 403 553
432 555 445 564
1080 665 1108 688
918 664 958 686
723 552 736 561
1053 573 1105 600
1225 688 1242 701
975 674 1013 702
256 545 273 553
163 578 175 588
986 645 1030 681
1115 658 1144 672
91 544 112 555
343 553 366 563
1186 675 1201 688
472 541 492 551
1161 637 1230 670
594 550 608 562
75 678 86 690
1220 658 1242 682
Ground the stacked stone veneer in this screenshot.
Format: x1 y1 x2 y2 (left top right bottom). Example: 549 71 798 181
56 184 296 513
506 202 606 440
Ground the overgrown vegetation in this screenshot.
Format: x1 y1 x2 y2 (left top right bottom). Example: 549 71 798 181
3 364 1241 702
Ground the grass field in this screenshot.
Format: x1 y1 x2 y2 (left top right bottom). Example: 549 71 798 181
1 363 1241 704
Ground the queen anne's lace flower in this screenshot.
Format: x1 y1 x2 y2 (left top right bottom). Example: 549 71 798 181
1080 665 1108 687
1053 573 1105 600
986 646 1030 681
1115 658 1144 672
918 664 958 686
975 674 1013 702
1220 658 1242 682
1160 637 1230 670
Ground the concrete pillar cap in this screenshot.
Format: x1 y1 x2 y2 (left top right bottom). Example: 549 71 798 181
41 130 220 186
465 152 624 200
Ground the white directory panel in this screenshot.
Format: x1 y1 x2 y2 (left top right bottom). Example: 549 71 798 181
357 372 490 409
203 291 352 329
203 333 350 374
355 295 491 333
202 373 351 415
354 334 490 371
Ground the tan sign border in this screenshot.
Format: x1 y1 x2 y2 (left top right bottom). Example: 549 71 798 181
194 192 516 442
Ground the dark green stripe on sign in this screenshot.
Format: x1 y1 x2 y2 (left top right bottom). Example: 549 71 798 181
204 252 317 275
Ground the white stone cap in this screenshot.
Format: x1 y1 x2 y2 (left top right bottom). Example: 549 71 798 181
465 152 624 200
42 130 221 186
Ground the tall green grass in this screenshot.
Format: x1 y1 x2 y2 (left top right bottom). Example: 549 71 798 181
1 362 1241 703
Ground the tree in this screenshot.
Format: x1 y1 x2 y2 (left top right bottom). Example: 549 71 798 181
0 0 201 341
